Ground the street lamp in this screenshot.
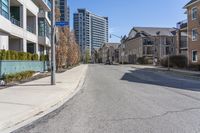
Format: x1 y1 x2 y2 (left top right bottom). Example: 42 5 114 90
51 0 56 85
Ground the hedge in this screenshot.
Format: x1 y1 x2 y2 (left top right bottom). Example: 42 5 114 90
0 50 48 61
3 71 35 83
160 55 188 68
137 57 153 64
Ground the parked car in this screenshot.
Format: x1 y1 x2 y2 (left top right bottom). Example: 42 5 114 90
105 60 113 65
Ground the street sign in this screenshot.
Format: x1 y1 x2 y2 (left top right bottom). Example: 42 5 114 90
55 21 69 27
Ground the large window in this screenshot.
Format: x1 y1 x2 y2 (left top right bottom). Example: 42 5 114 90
38 18 45 37
192 7 197 20
192 28 198 41
0 0 9 19
192 50 198 62
38 18 50 39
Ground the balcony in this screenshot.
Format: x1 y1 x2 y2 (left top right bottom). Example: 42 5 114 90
10 16 20 27
10 0 23 28
177 20 187 30
32 0 51 11
27 9 36 34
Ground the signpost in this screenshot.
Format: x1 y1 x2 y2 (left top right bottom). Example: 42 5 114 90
51 0 56 85
50 9 69 85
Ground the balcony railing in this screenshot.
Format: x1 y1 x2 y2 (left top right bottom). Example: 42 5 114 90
32 0 51 8
180 41 187 48
42 0 51 8
27 26 35 34
10 16 21 27
177 20 187 29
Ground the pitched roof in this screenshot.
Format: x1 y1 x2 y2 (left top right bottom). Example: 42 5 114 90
184 0 199 8
103 43 120 49
128 27 176 39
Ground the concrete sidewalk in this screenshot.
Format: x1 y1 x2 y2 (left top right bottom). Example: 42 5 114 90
0 65 88 133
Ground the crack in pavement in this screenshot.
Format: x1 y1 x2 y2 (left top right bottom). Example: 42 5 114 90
102 107 200 122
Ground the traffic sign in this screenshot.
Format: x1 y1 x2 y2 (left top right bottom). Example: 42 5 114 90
55 21 69 27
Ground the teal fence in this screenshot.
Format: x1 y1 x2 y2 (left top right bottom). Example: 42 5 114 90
0 61 49 77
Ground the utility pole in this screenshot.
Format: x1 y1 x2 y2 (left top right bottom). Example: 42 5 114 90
51 0 56 85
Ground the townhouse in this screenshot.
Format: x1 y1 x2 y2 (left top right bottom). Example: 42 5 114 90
120 27 177 64
99 43 120 63
183 0 200 65
0 0 51 55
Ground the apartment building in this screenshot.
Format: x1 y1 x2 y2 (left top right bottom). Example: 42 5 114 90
73 9 108 57
55 0 70 23
0 0 51 55
184 0 200 65
120 27 177 64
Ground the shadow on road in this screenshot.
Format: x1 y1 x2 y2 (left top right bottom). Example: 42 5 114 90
121 68 200 92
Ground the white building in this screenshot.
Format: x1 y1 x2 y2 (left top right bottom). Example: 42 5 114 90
73 9 108 57
0 0 51 55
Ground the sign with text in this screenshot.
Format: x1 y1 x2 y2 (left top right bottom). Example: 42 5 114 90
55 21 69 27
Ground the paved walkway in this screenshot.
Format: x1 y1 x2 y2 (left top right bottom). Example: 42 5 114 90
0 65 88 133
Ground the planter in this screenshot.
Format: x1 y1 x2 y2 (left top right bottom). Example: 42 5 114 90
0 60 49 78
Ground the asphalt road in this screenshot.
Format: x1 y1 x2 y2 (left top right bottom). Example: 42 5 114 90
14 64 200 133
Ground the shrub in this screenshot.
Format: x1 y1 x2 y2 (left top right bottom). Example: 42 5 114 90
160 55 188 68
188 64 200 71
0 50 41 61
137 57 152 64
27 53 32 60
32 54 39 61
18 52 27 60
10 50 17 60
40 54 46 61
45 55 49 61
0 50 7 60
6 50 11 60
3 71 35 83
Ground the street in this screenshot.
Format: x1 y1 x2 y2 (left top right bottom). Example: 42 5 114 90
14 64 200 133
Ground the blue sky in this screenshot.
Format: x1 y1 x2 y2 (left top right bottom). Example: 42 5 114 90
68 0 189 42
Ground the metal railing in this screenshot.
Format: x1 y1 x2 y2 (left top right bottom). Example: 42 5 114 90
10 16 21 27
43 0 51 8
177 19 187 29
27 25 35 34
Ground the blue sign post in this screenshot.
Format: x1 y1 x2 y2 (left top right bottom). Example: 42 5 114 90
55 21 69 27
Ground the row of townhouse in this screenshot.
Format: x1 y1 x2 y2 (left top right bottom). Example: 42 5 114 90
119 27 177 64
177 0 200 65
0 0 51 55
118 0 200 66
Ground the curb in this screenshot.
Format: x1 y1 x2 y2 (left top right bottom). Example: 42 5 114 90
1 65 88 133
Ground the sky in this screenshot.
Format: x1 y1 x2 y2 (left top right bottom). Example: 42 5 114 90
68 0 189 42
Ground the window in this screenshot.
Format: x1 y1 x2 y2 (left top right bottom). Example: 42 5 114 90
192 7 197 20
38 18 45 37
192 50 198 62
0 0 9 19
192 29 198 41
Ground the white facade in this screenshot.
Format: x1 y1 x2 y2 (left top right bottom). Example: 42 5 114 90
0 0 51 55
